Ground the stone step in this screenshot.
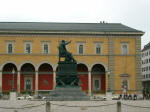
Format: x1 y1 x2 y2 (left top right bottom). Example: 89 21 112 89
49 87 90 101
49 96 89 101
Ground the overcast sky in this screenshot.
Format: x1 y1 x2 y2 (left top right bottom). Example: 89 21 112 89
0 0 149 49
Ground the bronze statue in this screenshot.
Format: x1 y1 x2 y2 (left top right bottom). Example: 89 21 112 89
58 40 76 62
57 40 78 87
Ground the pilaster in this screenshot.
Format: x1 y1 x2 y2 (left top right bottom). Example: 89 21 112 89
108 37 114 91
136 37 142 93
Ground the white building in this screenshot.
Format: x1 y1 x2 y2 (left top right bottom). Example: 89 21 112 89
142 42 150 91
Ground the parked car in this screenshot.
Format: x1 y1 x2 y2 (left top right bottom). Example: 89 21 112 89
17 95 34 100
17 96 25 100
25 95 34 100
42 96 50 100
112 95 120 100
91 95 107 101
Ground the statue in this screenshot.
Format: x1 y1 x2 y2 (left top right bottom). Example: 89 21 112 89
49 40 89 101
58 40 76 62
57 40 78 87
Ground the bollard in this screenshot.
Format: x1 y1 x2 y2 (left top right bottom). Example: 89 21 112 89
117 101 121 112
46 101 51 112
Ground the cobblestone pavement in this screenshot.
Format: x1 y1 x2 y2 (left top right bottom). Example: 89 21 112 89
0 100 150 112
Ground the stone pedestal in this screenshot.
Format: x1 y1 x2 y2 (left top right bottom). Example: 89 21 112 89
49 87 90 101
106 92 112 100
10 92 17 100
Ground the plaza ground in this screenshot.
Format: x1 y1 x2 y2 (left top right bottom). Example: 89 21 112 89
0 100 150 112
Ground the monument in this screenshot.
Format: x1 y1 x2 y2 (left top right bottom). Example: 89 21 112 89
49 40 89 101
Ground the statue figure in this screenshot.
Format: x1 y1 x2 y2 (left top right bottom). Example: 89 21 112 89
58 40 76 62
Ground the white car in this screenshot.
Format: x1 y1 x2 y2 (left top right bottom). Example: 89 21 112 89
112 95 120 100
17 96 25 100
25 95 34 100
42 96 49 100
17 95 34 100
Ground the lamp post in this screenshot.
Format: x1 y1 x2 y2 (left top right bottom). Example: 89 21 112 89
11 68 15 92
107 70 111 92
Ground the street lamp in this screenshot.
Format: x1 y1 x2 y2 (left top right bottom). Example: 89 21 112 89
11 68 15 92
107 70 111 92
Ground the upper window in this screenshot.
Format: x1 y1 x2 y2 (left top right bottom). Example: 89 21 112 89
42 42 49 54
6 42 14 54
95 43 102 54
121 43 128 55
77 43 85 54
24 42 32 54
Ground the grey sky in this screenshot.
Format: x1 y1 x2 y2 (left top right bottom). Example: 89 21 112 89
0 0 149 49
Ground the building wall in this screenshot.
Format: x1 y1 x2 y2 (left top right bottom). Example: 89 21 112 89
0 34 139 94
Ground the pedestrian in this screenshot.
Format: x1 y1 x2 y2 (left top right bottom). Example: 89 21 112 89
128 94 132 100
119 94 122 100
143 89 146 100
133 93 137 100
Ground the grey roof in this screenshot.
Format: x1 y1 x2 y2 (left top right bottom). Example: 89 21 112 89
0 22 143 33
142 42 150 51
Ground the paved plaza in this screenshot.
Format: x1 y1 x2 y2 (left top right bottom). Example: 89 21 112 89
0 100 150 112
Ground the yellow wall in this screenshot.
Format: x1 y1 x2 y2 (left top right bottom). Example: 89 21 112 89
0 35 137 93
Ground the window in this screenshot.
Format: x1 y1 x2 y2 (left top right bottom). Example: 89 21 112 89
146 74 148 78
93 78 101 92
7 42 14 54
25 42 32 54
77 43 85 54
142 53 144 57
79 44 83 54
95 43 102 54
42 43 49 54
121 43 128 55
146 59 148 64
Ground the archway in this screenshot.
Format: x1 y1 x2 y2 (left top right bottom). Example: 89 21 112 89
91 64 106 93
77 63 88 92
2 63 17 92
38 63 53 91
20 63 35 93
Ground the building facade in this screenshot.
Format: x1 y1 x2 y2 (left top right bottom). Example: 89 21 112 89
0 22 144 95
142 42 150 91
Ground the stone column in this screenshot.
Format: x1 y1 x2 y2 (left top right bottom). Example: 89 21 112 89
0 71 2 93
88 71 92 96
53 71 56 89
35 71 38 95
17 71 20 94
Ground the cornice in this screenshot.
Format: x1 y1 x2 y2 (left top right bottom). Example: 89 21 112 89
0 30 144 36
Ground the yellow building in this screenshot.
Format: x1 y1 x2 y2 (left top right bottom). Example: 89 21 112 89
0 22 144 95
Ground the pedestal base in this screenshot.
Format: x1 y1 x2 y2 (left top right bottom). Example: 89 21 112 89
50 87 90 101
106 92 112 100
10 92 17 101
